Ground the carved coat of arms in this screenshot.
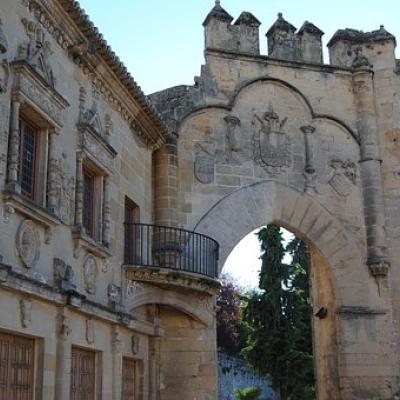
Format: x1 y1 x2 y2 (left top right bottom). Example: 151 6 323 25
252 105 291 169
194 142 215 184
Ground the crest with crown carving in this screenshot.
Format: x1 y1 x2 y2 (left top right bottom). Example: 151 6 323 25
252 105 291 170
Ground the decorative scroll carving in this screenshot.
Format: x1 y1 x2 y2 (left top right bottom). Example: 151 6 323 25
86 319 95 344
194 141 215 184
223 115 241 162
126 280 144 299
20 297 32 328
16 219 40 269
329 159 357 197
0 18 9 93
55 154 75 224
131 335 140 355
59 308 71 340
252 105 291 170
18 18 55 87
108 283 122 310
112 327 122 353
83 255 98 294
54 258 75 291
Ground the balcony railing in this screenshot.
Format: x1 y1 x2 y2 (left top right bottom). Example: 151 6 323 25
124 223 219 279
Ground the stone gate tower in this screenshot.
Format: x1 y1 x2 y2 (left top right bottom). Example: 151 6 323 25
150 1 400 399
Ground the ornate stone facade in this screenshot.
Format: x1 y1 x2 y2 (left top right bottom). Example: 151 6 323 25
1 1 400 399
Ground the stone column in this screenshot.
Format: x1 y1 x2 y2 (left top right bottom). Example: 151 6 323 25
352 67 390 277
47 129 60 217
6 97 21 192
111 326 122 400
102 177 111 248
301 125 317 193
75 152 84 228
55 307 72 400
153 132 178 227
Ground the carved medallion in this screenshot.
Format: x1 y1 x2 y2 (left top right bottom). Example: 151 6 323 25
83 255 98 294
16 219 40 269
252 105 291 170
194 142 215 184
20 297 32 328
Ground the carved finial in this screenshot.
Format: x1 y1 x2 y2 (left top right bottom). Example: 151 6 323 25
278 12 283 19
215 0 221 5
380 25 385 30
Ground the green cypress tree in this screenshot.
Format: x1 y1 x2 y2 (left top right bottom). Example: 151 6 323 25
241 225 314 400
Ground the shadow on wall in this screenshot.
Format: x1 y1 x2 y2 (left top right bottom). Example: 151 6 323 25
218 352 277 400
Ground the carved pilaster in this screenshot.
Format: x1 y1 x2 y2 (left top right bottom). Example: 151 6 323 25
301 125 317 193
6 99 21 192
102 177 111 247
47 129 60 217
112 325 123 400
74 153 83 227
352 68 390 278
55 307 72 400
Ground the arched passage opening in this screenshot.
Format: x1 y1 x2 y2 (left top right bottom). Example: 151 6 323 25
193 179 375 400
220 224 338 400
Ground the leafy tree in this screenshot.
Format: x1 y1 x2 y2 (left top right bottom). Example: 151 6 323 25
241 225 315 400
217 274 243 354
234 386 262 400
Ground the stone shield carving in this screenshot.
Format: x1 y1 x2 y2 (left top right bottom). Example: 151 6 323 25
16 219 40 268
329 159 357 197
194 142 215 184
252 105 291 169
83 255 98 294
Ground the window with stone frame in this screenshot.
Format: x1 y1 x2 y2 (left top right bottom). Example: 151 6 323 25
19 117 38 200
124 197 140 265
6 103 58 211
79 160 105 242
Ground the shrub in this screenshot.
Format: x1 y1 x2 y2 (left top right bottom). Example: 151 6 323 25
234 386 262 400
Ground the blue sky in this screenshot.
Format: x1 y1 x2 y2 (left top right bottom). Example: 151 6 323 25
79 0 400 94
77 0 400 286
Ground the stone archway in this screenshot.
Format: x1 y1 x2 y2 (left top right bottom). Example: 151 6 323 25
192 180 381 400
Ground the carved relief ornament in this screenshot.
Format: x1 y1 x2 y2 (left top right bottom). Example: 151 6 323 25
0 17 9 93
9 18 69 129
16 219 40 269
83 255 98 294
329 159 357 197
20 297 32 328
194 141 215 184
252 105 291 171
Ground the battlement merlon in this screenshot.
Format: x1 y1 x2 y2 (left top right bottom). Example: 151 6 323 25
203 1 261 56
203 3 396 70
328 26 397 70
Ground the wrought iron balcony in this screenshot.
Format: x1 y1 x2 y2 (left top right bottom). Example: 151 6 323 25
124 223 219 279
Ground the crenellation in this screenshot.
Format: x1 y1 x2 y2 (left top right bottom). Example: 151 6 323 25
328 26 397 70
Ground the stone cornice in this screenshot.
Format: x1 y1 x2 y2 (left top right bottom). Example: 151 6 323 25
21 0 168 150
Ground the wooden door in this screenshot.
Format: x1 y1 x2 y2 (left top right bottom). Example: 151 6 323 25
0 332 35 400
71 347 96 400
121 357 136 400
